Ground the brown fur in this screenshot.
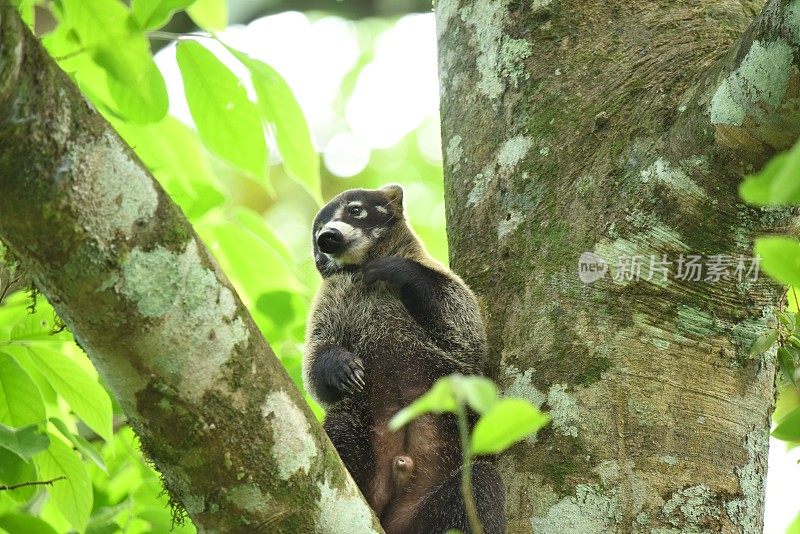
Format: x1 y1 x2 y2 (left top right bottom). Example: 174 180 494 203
303 186 503 533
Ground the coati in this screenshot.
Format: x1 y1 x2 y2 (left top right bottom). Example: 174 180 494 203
303 185 506 534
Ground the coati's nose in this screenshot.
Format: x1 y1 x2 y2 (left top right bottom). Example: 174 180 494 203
317 228 345 254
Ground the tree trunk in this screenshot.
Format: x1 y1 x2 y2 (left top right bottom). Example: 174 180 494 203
437 0 795 532
0 4 382 532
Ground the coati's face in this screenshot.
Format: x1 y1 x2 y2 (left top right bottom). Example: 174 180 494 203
312 185 404 276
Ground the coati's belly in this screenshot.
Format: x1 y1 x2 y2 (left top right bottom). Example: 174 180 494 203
328 277 460 526
334 279 438 412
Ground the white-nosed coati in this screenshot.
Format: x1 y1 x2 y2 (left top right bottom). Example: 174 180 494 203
303 185 506 534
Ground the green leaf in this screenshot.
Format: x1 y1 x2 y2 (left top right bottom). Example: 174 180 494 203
58 0 167 123
0 448 38 503
0 514 58 534
196 209 305 307
0 351 45 427
773 405 800 441
132 0 195 30
256 291 297 331
107 58 168 124
92 33 153 86
739 151 790 205
389 377 459 431
749 329 778 357
186 0 227 30
451 375 498 414
767 140 800 205
231 208 295 263
755 237 800 287
740 140 800 206
779 311 796 332
49 418 107 473
110 115 224 220
227 47 321 202
788 511 800 534
176 41 266 180
0 423 50 461
24 345 113 443
779 346 798 387
34 434 92 533
471 399 549 455
62 0 152 84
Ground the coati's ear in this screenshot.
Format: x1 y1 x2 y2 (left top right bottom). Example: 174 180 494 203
380 184 404 211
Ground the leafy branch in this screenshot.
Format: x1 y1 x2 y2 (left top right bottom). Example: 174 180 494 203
389 374 549 534
741 138 800 446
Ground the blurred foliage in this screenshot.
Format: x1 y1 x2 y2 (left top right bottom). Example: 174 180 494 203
2 0 446 531
390 374 549 456
389 375 548 534
741 137 800 534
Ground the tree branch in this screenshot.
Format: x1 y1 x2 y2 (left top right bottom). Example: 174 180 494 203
0 3 381 532
0 476 66 492
670 0 800 170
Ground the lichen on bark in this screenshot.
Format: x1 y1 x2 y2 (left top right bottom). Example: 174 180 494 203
437 0 791 531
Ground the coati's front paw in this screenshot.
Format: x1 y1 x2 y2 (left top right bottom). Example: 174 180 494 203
360 256 411 287
325 349 366 394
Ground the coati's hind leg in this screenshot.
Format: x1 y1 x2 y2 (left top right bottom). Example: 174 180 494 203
368 423 408 516
322 397 375 496
407 460 506 534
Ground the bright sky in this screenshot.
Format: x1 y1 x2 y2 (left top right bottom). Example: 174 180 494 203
154 11 797 533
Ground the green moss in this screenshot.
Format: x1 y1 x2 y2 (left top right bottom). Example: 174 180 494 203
730 318 769 367
675 306 720 338
538 433 593 492
577 357 612 386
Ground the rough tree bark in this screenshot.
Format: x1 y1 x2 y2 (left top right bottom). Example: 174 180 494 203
437 0 797 532
0 4 382 533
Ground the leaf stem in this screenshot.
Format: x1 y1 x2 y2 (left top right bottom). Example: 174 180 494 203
456 404 482 534
147 31 216 42
0 476 66 491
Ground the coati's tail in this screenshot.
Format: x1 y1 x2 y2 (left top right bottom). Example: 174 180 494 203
407 460 506 534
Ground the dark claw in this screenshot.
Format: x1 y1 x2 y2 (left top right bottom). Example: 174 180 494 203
333 368 353 393
327 350 367 395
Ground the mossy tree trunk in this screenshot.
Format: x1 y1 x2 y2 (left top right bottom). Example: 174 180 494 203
0 4 382 533
437 0 797 532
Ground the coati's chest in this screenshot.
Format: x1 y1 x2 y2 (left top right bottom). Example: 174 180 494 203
321 274 435 408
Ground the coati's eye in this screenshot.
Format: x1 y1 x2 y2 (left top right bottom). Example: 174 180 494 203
348 206 364 217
